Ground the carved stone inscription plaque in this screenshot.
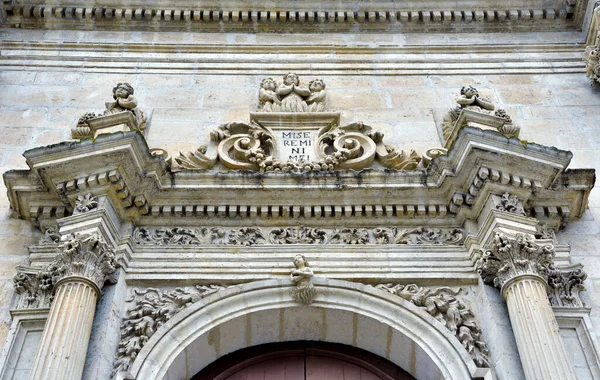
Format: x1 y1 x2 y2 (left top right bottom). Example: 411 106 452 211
278 130 316 161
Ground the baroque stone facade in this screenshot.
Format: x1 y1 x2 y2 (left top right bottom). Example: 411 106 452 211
0 1 600 380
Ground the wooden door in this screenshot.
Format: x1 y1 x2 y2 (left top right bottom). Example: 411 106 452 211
193 342 415 380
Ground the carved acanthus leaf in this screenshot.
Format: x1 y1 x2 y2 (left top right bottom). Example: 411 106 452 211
476 232 555 288
13 268 53 309
132 227 466 246
228 227 266 246
269 226 328 244
42 233 121 292
329 228 370 244
173 145 217 170
495 192 526 216
375 283 490 368
546 266 587 307
373 227 465 245
113 285 227 375
133 227 225 245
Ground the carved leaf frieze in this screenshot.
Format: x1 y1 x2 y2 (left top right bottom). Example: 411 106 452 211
373 227 465 245
132 226 466 246
375 283 490 368
113 285 227 375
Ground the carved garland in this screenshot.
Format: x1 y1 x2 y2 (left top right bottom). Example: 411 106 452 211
113 285 227 375
132 226 466 246
375 283 490 368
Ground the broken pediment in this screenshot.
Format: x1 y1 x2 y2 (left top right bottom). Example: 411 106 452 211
1 80 595 238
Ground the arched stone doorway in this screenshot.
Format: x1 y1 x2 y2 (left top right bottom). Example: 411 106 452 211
193 341 416 380
122 279 491 380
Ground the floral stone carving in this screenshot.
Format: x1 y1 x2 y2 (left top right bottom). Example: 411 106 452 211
74 193 98 214
72 83 147 139
584 45 600 87
495 192 526 216
269 226 327 244
375 283 490 368
476 232 554 288
113 285 227 374
133 227 225 245
373 227 465 245
258 74 327 112
132 226 466 246
290 255 318 305
42 233 120 292
13 233 120 309
13 268 53 309
546 266 587 307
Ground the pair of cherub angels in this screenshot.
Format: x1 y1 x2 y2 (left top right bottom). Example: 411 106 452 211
259 73 327 112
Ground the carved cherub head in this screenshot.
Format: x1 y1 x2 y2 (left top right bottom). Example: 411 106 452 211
308 79 326 92
460 85 478 98
293 254 308 268
260 77 277 91
283 73 300 86
112 83 134 99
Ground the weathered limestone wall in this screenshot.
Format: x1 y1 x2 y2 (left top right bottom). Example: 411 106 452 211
0 29 599 375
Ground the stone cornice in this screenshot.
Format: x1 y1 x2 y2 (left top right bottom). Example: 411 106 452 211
3 0 584 33
0 40 586 75
3 127 594 230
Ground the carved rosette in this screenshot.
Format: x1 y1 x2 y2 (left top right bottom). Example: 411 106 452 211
42 233 120 293
113 285 227 375
74 193 98 214
375 283 490 368
476 232 554 289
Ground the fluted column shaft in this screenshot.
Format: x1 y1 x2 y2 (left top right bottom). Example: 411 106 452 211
29 278 99 380
502 275 576 380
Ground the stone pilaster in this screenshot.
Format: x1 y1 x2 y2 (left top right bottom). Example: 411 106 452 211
477 232 577 380
28 196 122 380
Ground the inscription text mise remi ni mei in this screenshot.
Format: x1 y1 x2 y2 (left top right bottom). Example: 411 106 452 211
280 131 315 161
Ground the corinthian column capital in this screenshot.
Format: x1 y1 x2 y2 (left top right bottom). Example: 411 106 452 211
476 232 554 291
42 233 120 294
